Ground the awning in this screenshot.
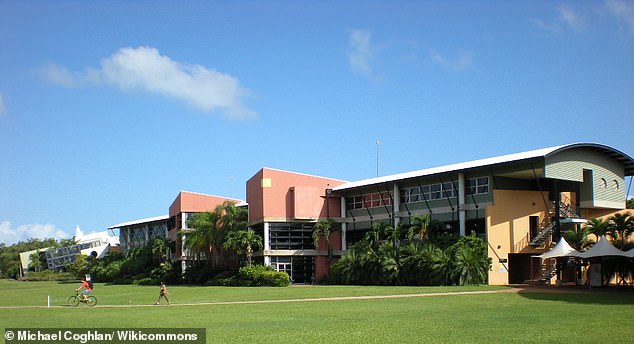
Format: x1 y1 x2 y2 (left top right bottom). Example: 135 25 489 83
536 237 581 259
578 235 629 259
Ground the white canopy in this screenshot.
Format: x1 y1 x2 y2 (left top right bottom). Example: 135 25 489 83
578 235 629 259
537 237 581 259
626 248 634 258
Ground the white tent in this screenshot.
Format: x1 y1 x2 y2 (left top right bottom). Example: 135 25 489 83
537 237 581 259
578 235 628 259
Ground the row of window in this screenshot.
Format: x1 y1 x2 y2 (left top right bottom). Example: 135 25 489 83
346 192 392 210
401 177 489 203
345 177 490 210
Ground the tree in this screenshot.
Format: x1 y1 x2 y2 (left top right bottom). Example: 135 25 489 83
627 198 633 209
150 237 169 266
29 251 42 272
410 214 430 243
220 201 248 232
564 227 592 251
183 205 225 267
224 229 263 266
583 218 610 242
606 212 634 249
450 234 491 285
312 219 339 263
183 201 248 270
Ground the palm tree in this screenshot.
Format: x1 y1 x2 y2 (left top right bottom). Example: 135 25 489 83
183 204 225 267
365 222 388 247
29 251 42 272
224 229 263 266
378 241 400 285
410 214 430 243
607 212 634 249
564 227 592 251
332 247 364 284
221 201 248 232
449 234 491 286
312 218 339 269
583 218 610 242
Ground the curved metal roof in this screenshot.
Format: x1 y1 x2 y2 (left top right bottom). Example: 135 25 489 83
545 143 634 176
333 142 634 192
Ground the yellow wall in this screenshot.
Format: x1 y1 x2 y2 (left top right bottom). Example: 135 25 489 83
486 189 550 285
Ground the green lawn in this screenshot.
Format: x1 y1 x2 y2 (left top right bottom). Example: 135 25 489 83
1 280 633 343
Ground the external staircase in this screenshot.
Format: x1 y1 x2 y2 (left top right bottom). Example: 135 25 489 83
528 196 581 247
525 258 558 285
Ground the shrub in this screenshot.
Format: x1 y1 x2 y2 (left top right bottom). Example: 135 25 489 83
206 271 239 286
237 265 290 287
183 264 220 285
18 270 76 282
133 277 159 285
260 270 291 287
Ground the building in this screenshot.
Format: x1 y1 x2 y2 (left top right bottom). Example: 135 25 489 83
109 215 169 253
247 143 634 285
246 168 346 283
167 191 245 272
20 226 120 274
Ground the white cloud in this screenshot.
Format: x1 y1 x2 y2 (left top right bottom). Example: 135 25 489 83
0 221 70 246
558 6 584 32
347 29 377 79
0 92 6 115
606 0 634 34
40 46 257 120
39 63 83 88
429 50 473 72
530 6 584 33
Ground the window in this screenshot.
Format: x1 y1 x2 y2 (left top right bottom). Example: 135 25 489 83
442 182 455 198
600 178 607 190
466 177 489 195
347 193 390 209
346 196 364 210
430 184 442 200
401 177 489 205
420 185 430 201
612 180 619 191
409 187 420 202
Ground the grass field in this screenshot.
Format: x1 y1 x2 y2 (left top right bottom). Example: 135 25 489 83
1 280 633 343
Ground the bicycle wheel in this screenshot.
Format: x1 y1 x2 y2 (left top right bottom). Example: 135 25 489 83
68 295 79 307
86 296 97 307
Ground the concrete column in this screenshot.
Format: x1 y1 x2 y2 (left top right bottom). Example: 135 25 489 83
263 222 271 266
341 196 347 250
459 173 466 237
393 183 400 228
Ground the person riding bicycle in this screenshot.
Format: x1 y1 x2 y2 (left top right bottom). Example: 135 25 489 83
75 274 93 302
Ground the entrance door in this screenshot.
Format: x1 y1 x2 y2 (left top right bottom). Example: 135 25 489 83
508 253 540 284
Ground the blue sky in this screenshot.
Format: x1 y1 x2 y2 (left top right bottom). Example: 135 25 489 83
1 1 633 245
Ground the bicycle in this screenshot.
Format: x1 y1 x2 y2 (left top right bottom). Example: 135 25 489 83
68 291 97 307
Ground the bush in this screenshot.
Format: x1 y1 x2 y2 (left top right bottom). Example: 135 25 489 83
238 265 290 287
206 271 239 286
18 270 76 282
133 277 159 285
182 264 221 285
260 270 291 287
